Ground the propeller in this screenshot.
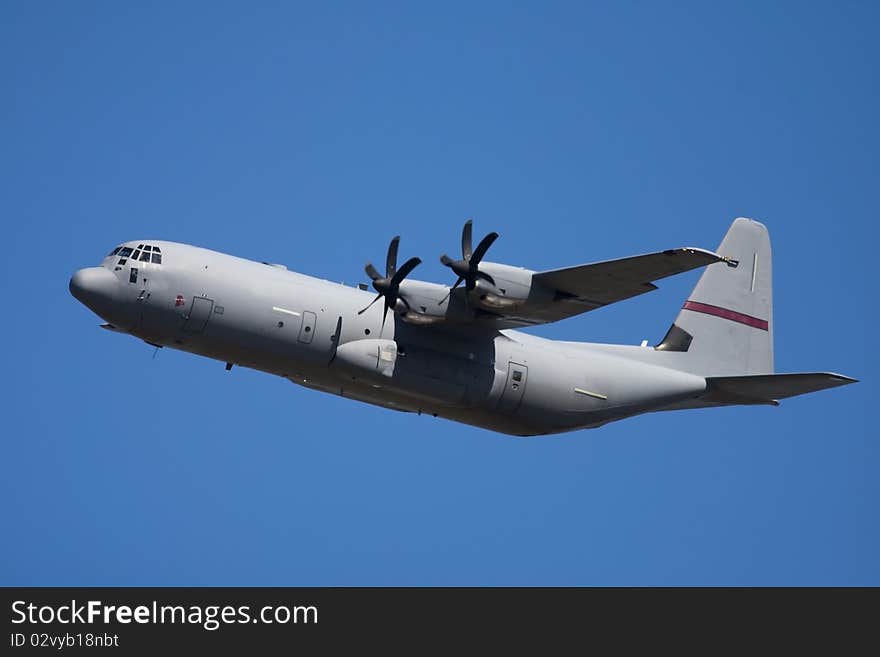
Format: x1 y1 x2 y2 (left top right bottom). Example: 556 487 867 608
358 236 422 328
439 219 498 304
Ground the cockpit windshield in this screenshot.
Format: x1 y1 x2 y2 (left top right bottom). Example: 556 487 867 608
108 245 161 265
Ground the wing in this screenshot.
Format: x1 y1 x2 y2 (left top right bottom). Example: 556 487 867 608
393 247 727 331
508 247 726 325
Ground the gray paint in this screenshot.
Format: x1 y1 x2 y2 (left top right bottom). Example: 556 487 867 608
69 220 856 436
671 217 774 376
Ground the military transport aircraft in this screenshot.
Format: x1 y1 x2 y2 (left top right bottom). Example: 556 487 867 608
69 218 855 436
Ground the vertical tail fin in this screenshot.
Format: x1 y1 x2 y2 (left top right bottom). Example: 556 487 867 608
658 218 773 376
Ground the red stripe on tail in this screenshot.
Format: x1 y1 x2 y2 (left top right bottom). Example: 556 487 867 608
682 300 769 331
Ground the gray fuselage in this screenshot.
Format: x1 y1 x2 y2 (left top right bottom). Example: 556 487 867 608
70 240 709 436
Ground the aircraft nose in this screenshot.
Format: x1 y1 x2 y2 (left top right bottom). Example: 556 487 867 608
69 267 118 313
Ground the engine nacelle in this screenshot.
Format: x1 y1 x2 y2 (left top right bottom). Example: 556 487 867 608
470 262 553 312
333 339 398 379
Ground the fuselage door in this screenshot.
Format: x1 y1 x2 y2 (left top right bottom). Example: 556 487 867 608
298 311 316 344
183 296 214 334
122 259 151 332
133 270 151 330
498 362 528 414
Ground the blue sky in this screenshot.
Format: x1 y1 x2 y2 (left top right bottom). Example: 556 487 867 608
1 1 876 585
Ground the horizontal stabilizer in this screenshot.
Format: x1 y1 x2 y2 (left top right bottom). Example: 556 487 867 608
703 372 857 406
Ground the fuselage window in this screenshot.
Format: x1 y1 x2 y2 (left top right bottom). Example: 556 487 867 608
129 268 138 284
151 253 162 264
139 251 151 262
144 245 153 251
108 246 122 256
153 246 161 253
137 244 144 250
119 247 133 258
131 250 141 260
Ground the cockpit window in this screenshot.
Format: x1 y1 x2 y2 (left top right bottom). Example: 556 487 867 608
112 244 162 266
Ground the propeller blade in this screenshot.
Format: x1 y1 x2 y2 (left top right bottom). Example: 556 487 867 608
461 220 473 260
382 298 391 328
390 256 422 288
470 231 499 267
440 253 455 267
328 316 343 365
357 293 382 315
475 270 496 286
365 263 382 281
386 236 400 278
438 276 463 305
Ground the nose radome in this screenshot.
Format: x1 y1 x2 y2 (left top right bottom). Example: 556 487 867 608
69 267 118 312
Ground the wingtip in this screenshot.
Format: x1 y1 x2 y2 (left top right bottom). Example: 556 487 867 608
679 247 726 263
